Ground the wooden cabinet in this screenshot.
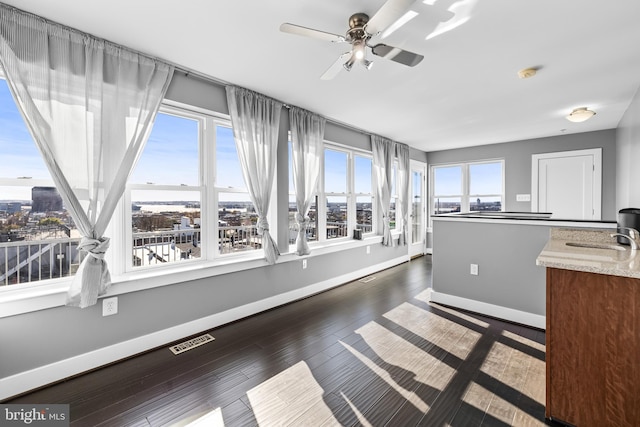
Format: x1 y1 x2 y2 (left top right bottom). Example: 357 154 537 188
546 268 640 426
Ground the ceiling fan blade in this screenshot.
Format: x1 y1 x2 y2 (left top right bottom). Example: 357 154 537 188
371 43 423 67
321 52 352 80
366 0 416 35
280 23 345 43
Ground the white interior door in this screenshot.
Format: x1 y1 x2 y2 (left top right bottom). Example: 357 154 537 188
409 160 426 257
532 148 602 220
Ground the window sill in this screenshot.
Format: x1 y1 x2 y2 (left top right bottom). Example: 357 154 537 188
0 235 385 318
292 234 382 256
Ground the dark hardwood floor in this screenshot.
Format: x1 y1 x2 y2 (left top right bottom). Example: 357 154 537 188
5 256 553 426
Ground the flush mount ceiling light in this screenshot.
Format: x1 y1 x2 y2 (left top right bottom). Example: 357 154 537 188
566 107 596 123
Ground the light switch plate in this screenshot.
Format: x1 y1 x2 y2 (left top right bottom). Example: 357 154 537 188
470 264 479 275
516 194 531 202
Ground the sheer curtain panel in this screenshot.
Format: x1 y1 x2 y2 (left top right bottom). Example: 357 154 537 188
0 4 174 307
289 106 325 255
396 143 410 245
371 135 395 246
225 86 282 264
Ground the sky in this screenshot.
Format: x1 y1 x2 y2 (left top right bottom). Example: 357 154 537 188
3 76 404 206
0 79 52 200
434 163 502 196
0 78 246 203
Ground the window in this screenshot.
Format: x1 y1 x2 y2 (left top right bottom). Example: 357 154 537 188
128 110 202 267
320 144 374 241
324 148 348 239
468 162 503 211
287 141 318 244
287 142 375 246
214 125 257 255
126 105 262 271
432 165 463 214
0 76 81 286
354 155 374 234
388 162 398 230
430 160 504 220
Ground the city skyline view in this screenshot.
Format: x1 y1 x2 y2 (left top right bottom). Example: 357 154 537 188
1 73 377 283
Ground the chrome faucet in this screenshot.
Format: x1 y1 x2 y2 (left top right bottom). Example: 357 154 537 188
611 226 640 250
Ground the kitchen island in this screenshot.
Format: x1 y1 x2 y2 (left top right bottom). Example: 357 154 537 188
537 228 640 427
430 212 615 329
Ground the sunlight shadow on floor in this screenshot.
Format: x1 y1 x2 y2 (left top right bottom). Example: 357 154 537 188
183 407 225 426
246 360 338 426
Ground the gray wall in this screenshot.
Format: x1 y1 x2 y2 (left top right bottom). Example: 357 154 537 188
427 129 618 221
1 242 407 379
616 84 640 210
432 219 553 317
0 73 418 385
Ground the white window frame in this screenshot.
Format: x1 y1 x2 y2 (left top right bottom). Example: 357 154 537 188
349 149 378 238
389 160 399 232
429 159 505 225
0 74 76 288
119 101 277 277
308 141 376 246
1 85 382 316
121 105 206 273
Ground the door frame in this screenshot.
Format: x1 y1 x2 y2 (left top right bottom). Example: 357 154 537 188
531 148 602 219
409 160 427 258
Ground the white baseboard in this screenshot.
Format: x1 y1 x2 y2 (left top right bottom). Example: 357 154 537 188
0 255 409 400
429 290 546 330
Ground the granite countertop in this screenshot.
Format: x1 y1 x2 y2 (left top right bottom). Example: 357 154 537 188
536 228 640 279
433 212 617 228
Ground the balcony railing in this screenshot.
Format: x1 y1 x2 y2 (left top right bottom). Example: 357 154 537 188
1 222 376 286
218 225 262 254
131 225 263 266
288 222 373 244
0 237 84 286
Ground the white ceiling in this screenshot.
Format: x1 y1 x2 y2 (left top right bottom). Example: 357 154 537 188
4 0 640 152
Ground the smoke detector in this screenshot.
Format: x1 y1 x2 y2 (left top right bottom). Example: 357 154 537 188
517 67 538 79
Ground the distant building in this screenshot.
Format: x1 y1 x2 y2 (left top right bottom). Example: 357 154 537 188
0 202 22 214
32 187 63 212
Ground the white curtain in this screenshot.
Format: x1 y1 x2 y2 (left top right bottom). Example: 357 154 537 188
0 4 174 307
226 86 282 264
396 143 410 246
289 106 325 255
372 135 395 246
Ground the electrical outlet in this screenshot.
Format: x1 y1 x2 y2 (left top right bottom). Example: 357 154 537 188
302 259 307 269
366 245 371 255
470 264 479 276
102 297 118 316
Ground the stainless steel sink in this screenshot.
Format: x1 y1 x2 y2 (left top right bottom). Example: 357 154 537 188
565 242 626 251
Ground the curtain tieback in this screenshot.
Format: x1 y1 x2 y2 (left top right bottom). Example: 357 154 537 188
78 236 110 260
295 213 311 229
257 218 270 235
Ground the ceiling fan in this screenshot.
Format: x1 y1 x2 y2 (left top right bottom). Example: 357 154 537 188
280 0 424 80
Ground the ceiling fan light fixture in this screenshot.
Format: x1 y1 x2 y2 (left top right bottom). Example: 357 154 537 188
280 0 426 79
343 55 356 71
353 39 366 60
566 107 596 123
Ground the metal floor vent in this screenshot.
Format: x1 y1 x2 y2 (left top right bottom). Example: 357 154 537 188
169 334 215 355
359 275 377 283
